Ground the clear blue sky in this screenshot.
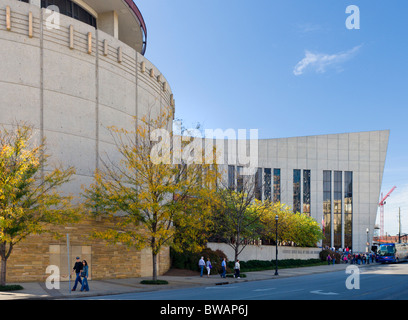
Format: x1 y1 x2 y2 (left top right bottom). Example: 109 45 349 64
136 0 408 235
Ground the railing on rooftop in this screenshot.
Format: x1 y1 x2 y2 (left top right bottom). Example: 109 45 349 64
124 0 147 55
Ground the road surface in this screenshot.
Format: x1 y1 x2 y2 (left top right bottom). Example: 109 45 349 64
84 262 408 300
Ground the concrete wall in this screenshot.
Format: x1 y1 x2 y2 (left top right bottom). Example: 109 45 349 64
207 243 321 261
0 0 173 282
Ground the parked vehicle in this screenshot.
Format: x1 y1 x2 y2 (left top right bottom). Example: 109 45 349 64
377 243 408 263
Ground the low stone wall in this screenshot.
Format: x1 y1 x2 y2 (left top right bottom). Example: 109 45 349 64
207 242 321 261
6 217 170 283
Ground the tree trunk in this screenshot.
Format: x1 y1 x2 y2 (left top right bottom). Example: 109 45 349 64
0 242 7 287
0 242 13 287
151 236 158 282
234 232 240 262
0 258 6 287
152 253 157 282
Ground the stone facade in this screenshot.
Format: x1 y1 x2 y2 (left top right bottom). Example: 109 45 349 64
7 217 171 283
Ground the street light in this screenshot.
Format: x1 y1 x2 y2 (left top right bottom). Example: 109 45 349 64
366 228 369 253
275 215 279 276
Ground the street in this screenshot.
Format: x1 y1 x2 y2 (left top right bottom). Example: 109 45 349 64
83 262 408 300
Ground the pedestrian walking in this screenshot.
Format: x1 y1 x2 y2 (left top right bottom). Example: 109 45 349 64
220 258 227 278
71 257 83 291
198 256 205 277
234 260 240 279
327 254 331 265
206 258 212 277
80 260 89 292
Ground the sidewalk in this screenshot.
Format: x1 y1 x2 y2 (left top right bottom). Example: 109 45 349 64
0 262 379 300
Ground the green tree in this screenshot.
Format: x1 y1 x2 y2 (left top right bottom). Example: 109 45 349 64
0 123 80 286
211 173 267 261
83 107 219 281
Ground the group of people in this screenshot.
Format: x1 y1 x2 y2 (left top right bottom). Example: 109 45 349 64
198 257 241 279
326 246 377 266
342 252 376 265
71 257 90 292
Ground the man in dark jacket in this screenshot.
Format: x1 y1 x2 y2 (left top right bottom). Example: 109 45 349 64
71 257 83 291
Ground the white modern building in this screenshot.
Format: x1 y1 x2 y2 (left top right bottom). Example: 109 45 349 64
214 131 389 253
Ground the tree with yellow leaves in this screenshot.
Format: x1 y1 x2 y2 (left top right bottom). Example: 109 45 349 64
260 202 323 247
83 107 219 281
0 123 80 286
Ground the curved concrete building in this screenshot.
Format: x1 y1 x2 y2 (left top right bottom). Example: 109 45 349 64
1 0 174 282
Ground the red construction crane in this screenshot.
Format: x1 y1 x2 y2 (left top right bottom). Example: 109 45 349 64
379 186 397 237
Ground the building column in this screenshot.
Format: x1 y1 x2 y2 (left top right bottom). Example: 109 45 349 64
341 171 345 249
330 170 334 248
98 11 119 39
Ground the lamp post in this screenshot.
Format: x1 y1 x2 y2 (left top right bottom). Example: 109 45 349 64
275 215 279 276
366 228 369 253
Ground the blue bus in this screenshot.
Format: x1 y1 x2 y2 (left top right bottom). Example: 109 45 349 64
377 243 408 263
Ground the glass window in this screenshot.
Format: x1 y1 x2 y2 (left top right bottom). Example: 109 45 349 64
264 168 271 202
344 171 353 249
54 0 67 15
333 171 342 248
303 170 311 215
237 166 243 193
293 169 301 213
41 0 96 28
255 168 262 200
228 165 235 191
273 169 281 203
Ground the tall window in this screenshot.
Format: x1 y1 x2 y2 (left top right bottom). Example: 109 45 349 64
255 168 262 200
293 169 301 213
264 168 271 202
41 0 97 28
333 171 342 248
344 171 353 249
273 169 281 203
237 166 243 193
303 170 311 215
228 165 235 190
323 170 332 248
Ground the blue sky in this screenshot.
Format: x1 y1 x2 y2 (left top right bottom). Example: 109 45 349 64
136 0 408 235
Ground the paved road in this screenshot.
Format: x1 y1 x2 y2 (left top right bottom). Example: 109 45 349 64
84 262 408 300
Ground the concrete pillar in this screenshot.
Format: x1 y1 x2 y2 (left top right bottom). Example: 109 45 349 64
98 11 119 39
